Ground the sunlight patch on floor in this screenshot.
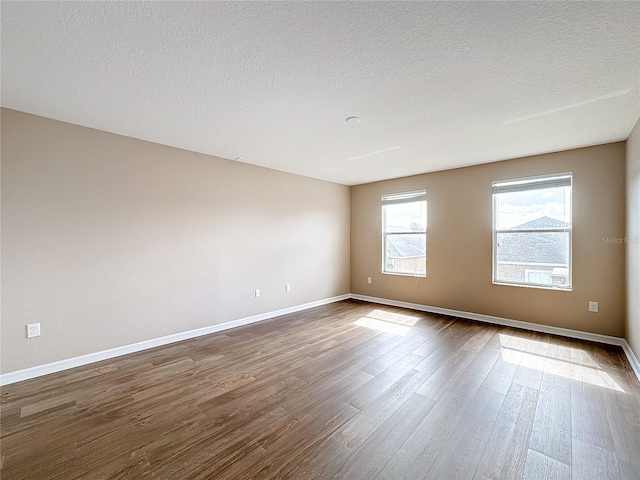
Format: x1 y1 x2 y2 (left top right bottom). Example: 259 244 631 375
498 333 624 392
499 333 599 368
353 309 419 336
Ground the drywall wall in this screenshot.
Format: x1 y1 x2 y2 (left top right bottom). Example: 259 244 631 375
351 143 626 337
1 108 350 374
627 118 640 358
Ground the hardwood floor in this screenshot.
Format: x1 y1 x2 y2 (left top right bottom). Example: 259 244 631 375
1 299 639 479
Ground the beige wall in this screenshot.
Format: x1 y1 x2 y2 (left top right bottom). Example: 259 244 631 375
351 143 626 337
1 106 631 376
627 118 640 358
1 109 350 374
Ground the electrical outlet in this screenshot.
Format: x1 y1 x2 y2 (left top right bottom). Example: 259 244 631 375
285 284 291 293
588 301 599 313
367 277 372 284
255 289 260 298
27 323 41 338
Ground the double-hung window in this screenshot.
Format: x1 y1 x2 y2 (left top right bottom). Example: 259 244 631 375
382 190 427 276
492 173 572 289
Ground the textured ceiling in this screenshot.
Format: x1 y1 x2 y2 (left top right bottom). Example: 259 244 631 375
2 2 639 185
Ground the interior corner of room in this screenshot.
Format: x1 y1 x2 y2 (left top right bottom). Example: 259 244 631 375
2 108 639 384
2 2 639 386
2 3 640 477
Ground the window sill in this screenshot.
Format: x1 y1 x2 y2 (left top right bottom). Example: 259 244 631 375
382 271 427 278
492 281 572 292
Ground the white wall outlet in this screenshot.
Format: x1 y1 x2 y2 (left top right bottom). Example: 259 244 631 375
285 284 291 293
27 323 41 338
367 277 372 284
588 301 599 313
255 289 260 298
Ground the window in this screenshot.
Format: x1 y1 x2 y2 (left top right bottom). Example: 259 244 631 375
525 270 552 285
382 190 427 276
492 173 572 289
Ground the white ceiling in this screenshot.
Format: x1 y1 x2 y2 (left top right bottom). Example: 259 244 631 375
2 2 639 185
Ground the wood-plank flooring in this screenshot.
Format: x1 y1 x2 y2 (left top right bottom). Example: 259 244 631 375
2 299 640 479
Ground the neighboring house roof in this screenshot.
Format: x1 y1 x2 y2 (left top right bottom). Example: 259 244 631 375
498 216 569 264
513 216 569 230
387 216 568 263
387 234 425 258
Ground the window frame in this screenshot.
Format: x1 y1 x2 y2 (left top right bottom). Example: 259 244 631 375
492 172 573 290
381 190 427 277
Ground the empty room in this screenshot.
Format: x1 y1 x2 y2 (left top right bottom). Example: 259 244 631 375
2 2 640 479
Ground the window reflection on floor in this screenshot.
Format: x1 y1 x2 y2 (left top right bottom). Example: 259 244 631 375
354 309 420 336
498 333 624 392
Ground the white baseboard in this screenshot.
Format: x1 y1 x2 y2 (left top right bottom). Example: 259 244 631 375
0 294 350 386
621 341 640 382
350 293 640 383
3 292 639 386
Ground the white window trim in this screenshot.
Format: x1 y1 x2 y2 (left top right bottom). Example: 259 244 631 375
492 172 573 291
381 190 427 277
